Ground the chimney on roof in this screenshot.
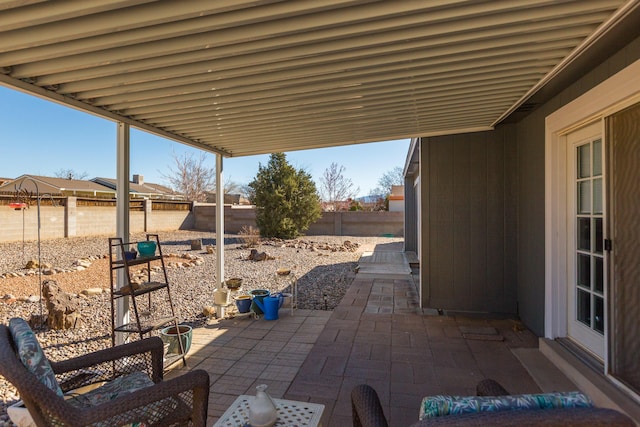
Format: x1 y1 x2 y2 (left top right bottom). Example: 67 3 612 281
132 174 144 185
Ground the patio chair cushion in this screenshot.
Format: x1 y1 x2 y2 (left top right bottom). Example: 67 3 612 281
66 371 155 408
419 391 592 420
8 317 63 397
66 370 178 426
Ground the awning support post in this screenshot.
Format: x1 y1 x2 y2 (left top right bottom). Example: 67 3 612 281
216 154 224 288
115 122 130 345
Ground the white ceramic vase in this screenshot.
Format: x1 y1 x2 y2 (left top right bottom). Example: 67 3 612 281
249 384 277 427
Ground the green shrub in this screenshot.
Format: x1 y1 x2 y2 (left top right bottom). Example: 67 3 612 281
249 153 321 239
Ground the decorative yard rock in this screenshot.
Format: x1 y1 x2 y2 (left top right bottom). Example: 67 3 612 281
202 305 216 317
248 249 274 261
42 280 81 330
73 258 92 268
80 288 103 296
264 239 360 253
1 294 16 305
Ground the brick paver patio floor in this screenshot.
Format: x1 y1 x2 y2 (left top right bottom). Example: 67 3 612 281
167 243 541 426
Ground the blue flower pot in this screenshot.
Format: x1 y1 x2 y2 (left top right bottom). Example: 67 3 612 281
235 295 252 313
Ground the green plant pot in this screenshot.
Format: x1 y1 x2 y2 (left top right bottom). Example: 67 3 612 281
160 324 192 355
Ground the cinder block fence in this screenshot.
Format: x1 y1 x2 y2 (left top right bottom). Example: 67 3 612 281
0 197 194 243
192 204 403 237
0 198 403 243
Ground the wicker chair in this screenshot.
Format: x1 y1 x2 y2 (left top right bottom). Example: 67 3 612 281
351 380 635 427
351 384 389 427
0 322 210 426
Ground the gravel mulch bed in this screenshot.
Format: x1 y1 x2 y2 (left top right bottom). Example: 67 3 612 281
0 230 401 425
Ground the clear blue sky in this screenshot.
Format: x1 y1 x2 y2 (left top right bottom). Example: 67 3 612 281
0 86 410 197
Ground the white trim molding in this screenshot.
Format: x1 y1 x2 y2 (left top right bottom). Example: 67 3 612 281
545 58 640 340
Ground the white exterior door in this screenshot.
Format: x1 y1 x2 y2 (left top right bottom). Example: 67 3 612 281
566 122 606 360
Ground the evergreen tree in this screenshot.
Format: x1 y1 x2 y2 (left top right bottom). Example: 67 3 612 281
249 153 321 238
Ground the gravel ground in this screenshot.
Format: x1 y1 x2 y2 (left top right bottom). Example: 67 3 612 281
0 230 401 425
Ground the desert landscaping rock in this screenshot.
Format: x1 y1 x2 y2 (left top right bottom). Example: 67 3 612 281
80 288 103 296
0 230 402 423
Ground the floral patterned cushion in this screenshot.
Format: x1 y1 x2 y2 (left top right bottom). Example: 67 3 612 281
67 371 177 427
8 317 63 397
420 391 593 420
66 371 154 408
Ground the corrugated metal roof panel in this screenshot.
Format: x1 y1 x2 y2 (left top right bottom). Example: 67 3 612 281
0 1 636 156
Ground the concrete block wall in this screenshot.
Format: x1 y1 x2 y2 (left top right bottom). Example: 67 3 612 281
307 211 404 236
334 211 404 237
0 197 194 243
192 204 256 233
192 204 404 237
149 210 195 231
76 206 116 236
1 199 403 242
2 206 65 242
130 211 146 233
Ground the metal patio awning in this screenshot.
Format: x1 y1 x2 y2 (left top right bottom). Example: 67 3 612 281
1 0 638 157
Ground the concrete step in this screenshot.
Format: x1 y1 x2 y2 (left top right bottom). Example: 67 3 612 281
511 347 577 392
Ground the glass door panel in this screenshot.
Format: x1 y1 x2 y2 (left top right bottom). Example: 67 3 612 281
567 122 605 360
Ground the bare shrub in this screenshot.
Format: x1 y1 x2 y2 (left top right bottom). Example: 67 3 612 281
239 225 260 247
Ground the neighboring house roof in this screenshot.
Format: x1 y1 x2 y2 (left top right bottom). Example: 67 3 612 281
91 177 185 200
0 175 185 200
0 175 116 197
389 185 404 201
